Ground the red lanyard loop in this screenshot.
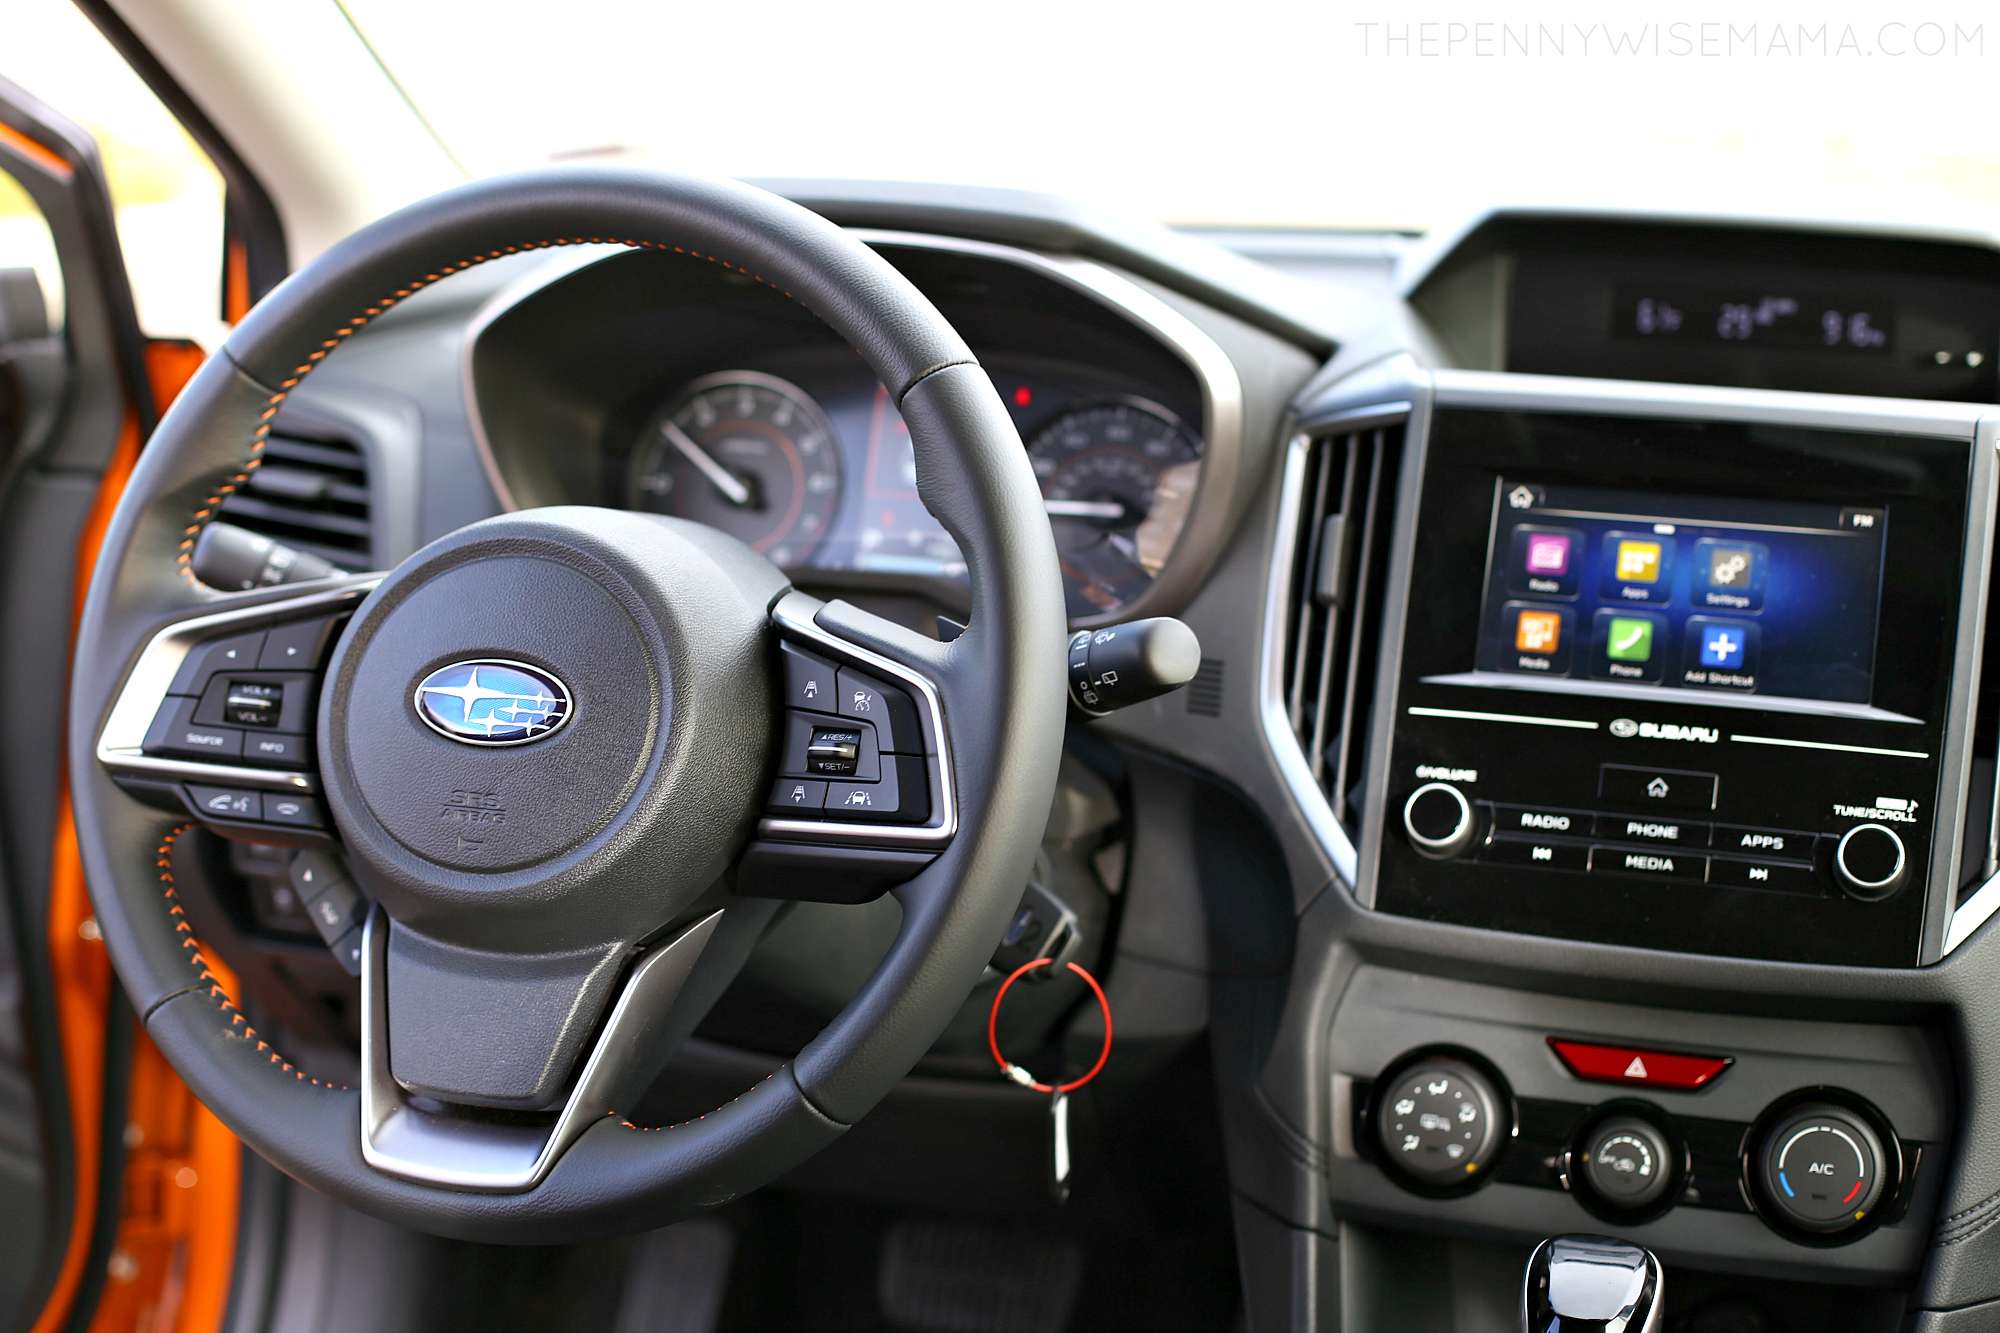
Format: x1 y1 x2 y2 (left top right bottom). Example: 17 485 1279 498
987 958 1112 1094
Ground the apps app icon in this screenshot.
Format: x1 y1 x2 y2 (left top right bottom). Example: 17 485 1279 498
1517 610 1562 654
1616 540 1661 583
1698 625 1746 668
1525 533 1571 576
1606 617 1653 661
1599 531 1675 604
1589 608 1667 683
1691 537 1768 612
1506 525 1583 598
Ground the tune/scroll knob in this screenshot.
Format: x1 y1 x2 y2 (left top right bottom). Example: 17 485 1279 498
1403 783 1477 860
1755 1104 1887 1234
1834 823 1906 900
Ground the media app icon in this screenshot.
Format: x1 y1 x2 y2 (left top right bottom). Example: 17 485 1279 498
1599 532 1674 604
1498 602 1574 676
1517 611 1561 654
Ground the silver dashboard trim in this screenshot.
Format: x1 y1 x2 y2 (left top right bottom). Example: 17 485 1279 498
757 589 958 849
360 906 723 1191
95 577 383 794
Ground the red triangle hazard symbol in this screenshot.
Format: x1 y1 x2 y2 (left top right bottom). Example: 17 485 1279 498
1625 1056 1648 1079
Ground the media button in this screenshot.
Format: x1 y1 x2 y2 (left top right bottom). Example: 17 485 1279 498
1589 845 1708 882
1592 813 1709 848
1599 764 1717 812
1492 804 1590 837
1484 837 1589 871
1709 857 1823 895
1710 825 1815 863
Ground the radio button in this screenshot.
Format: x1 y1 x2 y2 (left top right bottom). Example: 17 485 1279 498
1710 825 1815 862
1709 857 1824 895
1599 764 1717 812
1483 837 1588 871
1493 804 1590 837
1592 813 1709 847
1588 845 1708 882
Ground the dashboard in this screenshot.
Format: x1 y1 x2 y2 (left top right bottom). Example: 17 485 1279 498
179 191 2000 1331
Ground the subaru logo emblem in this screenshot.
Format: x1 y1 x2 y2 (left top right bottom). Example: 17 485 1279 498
1609 718 1638 738
413 659 572 746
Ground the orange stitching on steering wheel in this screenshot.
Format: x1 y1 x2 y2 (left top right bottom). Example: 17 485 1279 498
156 824 348 1089
178 237 810 588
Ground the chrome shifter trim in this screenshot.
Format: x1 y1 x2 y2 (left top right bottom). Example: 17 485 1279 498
360 906 724 1191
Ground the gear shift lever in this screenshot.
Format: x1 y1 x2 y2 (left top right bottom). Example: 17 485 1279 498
1522 1234 1662 1333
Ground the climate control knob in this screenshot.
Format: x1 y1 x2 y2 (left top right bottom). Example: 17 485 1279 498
1834 823 1906 900
1403 783 1477 860
1756 1104 1887 1234
1578 1115 1675 1210
1375 1055 1505 1186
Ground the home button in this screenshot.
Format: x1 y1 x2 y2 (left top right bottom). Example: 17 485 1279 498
1599 763 1718 812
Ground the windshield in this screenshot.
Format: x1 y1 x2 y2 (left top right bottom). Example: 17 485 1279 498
344 1 2000 233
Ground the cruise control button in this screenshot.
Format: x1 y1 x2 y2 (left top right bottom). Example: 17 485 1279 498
779 642 839 714
825 756 928 823
1710 825 1815 862
837 668 922 753
145 700 243 760
1709 857 1823 895
1593 813 1709 848
768 778 827 813
1492 805 1589 837
1599 764 1717 812
1482 836 1588 871
1548 1037 1733 1090
1588 845 1708 881
779 711 878 781
166 631 265 696
186 785 261 821
263 794 325 828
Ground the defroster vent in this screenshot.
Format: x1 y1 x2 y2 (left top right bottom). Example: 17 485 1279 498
1280 422 1404 833
218 432 373 569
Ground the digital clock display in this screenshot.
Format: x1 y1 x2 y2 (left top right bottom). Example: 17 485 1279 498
1613 286 1895 354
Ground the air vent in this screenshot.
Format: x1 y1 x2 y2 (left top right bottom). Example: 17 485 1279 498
1186 659 1224 716
1280 422 1404 832
1958 530 2000 906
217 432 372 569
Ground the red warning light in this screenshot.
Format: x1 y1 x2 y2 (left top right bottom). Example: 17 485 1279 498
1013 385 1032 408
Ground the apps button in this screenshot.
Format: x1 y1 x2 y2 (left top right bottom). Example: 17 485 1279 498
1497 602 1574 676
1589 609 1667 683
1505 525 1583 598
1682 617 1759 691
1599 531 1675 604
1692 538 1767 612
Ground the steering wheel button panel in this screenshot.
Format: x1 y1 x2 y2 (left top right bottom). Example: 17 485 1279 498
779 641 840 713
1548 1037 1734 1090
164 629 266 696
146 701 244 760
258 615 341 671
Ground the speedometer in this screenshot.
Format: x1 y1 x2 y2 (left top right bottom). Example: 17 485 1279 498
1026 398 1204 619
628 371 842 568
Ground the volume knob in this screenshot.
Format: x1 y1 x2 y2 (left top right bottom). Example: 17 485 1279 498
1404 783 1477 860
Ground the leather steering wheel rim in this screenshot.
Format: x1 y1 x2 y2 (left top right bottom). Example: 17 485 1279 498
67 167 1067 1242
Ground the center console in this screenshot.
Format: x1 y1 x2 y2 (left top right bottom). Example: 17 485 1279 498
1359 401 1993 967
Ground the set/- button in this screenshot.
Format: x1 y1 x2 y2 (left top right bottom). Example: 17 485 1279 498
1588 845 1708 882
1592 813 1709 848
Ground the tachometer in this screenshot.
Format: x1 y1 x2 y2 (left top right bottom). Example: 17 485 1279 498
628 371 842 567
1026 398 1203 619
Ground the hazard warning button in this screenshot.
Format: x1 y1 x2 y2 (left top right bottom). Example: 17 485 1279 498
1547 1037 1733 1091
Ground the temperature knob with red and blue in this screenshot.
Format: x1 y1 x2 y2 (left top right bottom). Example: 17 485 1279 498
1756 1104 1886 1233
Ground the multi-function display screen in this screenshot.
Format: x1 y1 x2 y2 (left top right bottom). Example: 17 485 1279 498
1475 481 1888 707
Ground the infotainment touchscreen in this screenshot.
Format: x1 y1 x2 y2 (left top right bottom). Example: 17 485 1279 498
1471 481 1888 708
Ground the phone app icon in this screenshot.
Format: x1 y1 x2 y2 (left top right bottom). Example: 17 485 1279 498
1506 525 1583 598
1692 537 1768 612
1606 617 1653 661
1517 610 1562 654
1599 532 1675 605
1497 602 1574 676
1589 608 1667 683
1682 616 1759 691
1616 541 1661 583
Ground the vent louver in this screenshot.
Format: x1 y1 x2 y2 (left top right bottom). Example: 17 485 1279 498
218 432 372 569
1280 422 1404 833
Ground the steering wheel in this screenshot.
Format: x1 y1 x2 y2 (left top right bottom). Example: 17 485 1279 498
67 168 1067 1242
